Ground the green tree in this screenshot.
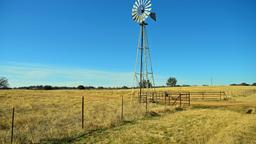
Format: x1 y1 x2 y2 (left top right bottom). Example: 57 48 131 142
77 85 85 90
166 77 177 87
43 85 52 90
139 80 152 88
240 83 250 86
121 86 129 89
0 77 9 88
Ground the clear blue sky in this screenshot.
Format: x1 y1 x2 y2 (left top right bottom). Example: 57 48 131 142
1 0 256 87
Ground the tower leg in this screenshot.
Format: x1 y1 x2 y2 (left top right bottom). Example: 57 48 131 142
134 22 155 103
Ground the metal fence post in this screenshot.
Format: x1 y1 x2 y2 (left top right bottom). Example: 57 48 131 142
11 107 15 144
82 96 84 129
121 95 124 120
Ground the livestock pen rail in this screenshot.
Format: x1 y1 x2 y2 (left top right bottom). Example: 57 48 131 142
139 91 191 107
188 91 228 100
138 91 229 107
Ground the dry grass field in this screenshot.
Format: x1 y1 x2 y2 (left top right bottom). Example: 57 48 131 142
0 86 256 144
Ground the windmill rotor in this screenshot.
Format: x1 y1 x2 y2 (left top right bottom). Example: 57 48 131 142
132 0 156 23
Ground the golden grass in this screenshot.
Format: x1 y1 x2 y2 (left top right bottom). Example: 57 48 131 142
75 109 256 144
0 86 256 144
0 90 144 143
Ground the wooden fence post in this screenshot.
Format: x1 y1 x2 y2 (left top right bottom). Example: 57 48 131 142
155 93 158 103
220 92 222 101
189 93 191 106
152 92 154 102
179 94 182 107
11 107 15 144
164 93 167 109
146 94 148 113
82 96 84 129
121 95 124 120
168 93 171 106
156 93 158 103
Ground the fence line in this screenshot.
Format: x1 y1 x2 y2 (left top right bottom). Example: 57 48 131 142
5 89 251 143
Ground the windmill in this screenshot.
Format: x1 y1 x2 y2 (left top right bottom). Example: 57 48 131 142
132 0 156 102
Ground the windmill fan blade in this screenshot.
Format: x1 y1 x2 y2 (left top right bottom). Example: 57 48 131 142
132 8 137 13
145 4 152 8
145 8 152 12
140 0 144 5
145 11 150 16
139 17 143 23
145 0 151 6
135 15 140 22
132 14 137 20
150 12 156 21
135 1 139 7
137 0 140 4
132 0 155 23
133 12 138 17
142 14 149 20
143 0 147 5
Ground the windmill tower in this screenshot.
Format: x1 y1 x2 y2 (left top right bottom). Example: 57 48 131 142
132 0 157 102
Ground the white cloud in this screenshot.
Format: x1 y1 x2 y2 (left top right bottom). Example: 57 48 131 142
0 62 135 87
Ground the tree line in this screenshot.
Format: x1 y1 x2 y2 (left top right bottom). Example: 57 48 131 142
230 83 256 86
7 85 130 90
1 76 256 90
0 77 131 90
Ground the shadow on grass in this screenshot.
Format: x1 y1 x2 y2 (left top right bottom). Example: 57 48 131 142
39 108 190 144
192 104 256 115
192 105 221 109
39 120 137 144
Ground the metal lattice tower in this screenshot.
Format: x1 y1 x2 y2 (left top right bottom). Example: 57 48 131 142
132 0 157 102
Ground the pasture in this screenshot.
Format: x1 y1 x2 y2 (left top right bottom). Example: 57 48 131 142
0 86 256 144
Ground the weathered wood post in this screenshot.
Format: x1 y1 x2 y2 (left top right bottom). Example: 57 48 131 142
164 92 167 109
82 96 84 129
189 92 191 106
220 92 222 101
179 94 182 107
158 93 160 103
11 107 15 144
154 93 158 103
145 94 148 113
168 93 171 106
155 93 157 103
152 92 154 102
121 95 124 120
